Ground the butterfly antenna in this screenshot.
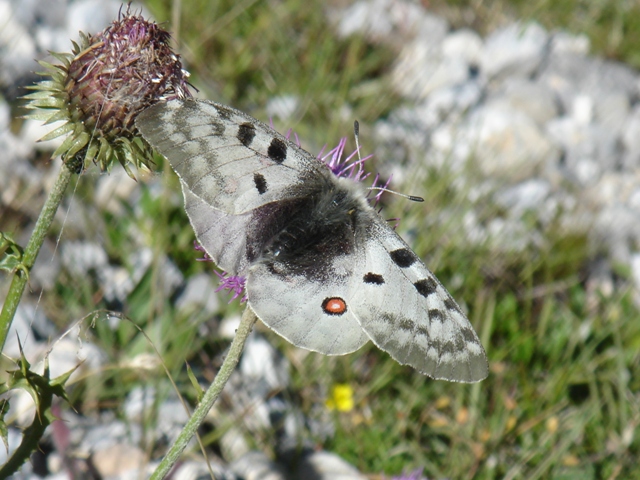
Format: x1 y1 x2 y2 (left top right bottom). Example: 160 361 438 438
354 120 361 160
354 120 424 203
369 186 424 202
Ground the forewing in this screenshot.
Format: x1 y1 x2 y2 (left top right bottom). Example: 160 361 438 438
351 216 488 382
136 98 328 215
247 255 370 355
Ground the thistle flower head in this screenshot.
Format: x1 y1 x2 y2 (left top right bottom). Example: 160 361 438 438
23 7 192 176
319 136 392 205
215 271 247 303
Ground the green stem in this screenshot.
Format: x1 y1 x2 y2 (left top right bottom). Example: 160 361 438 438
0 163 74 351
150 307 257 479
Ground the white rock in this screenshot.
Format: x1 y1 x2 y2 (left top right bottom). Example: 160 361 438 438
229 451 286 480
36 26 74 54
595 92 630 136
90 443 147 479
442 28 483 65
498 79 559 125
480 22 548 80
4 388 37 427
295 451 367 480
173 460 238 480
546 117 619 186
81 417 130 453
630 253 640 292
621 104 640 169
393 42 469 99
9 0 67 27
550 30 590 56
95 172 140 214
266 95 299 122
123 386 156 422
0 0 37 86
219 313 242 339
241 334 290 395
35 333 106 381
61 241 109 276
175 273 220 314
3 302 51 359
461 104 559 179
494 179 551 216
20 119 67 152
66 0 127 38
334 0 439 43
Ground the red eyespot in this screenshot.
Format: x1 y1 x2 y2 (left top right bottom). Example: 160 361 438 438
322 297 347 316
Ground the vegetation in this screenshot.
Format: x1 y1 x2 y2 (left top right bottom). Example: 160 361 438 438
2 0 639 478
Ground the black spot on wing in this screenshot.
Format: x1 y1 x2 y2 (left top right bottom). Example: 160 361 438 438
363 272 384 284
414 277 437 297
215 105 233 120
444 297 462 314
397 317 415 332
267 138 287 164
211 121 225 136
440 340 457 355
460 327 477 343
238 123 256 146
428 309 444 323
254 172 267 194
389 248 417 268
416 324 429 338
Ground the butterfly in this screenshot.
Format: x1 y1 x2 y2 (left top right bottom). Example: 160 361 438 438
136 98 488 382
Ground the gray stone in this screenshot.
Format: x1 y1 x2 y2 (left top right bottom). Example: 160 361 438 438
458 103 560 179
539 54 639 114
621 104 640 170
497 78 559 125
66 0 129 38
229 451 287 480
549 30 590 56
546 117 619 186
494 179 552 216
95 172 141 215
294 451 367 480
266 95 299 122
61 241 109 276
90 443 147 480
480 22 548 80
173 460 238 480
393 44 470 100
9 0 67 28
240 334 290 396
594 92 630 136
334 0 444 44
175 273 221 314
594 205 640 264
3 302 51 358
0 0 37 87
442 28 483 66
0 428 25 467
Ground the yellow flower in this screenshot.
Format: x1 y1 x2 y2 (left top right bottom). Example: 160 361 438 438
326 383 354 412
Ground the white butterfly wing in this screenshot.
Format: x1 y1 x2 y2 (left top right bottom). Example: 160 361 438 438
181 182 253 274
136 99 328 215
351 216 488 382
247 255 370 355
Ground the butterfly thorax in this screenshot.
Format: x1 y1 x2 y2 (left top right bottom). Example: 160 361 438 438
256 175 368 281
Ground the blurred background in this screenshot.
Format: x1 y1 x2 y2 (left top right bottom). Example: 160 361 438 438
1 0 640 478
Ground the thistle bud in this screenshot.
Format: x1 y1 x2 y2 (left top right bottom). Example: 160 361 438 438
24 8 192 176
